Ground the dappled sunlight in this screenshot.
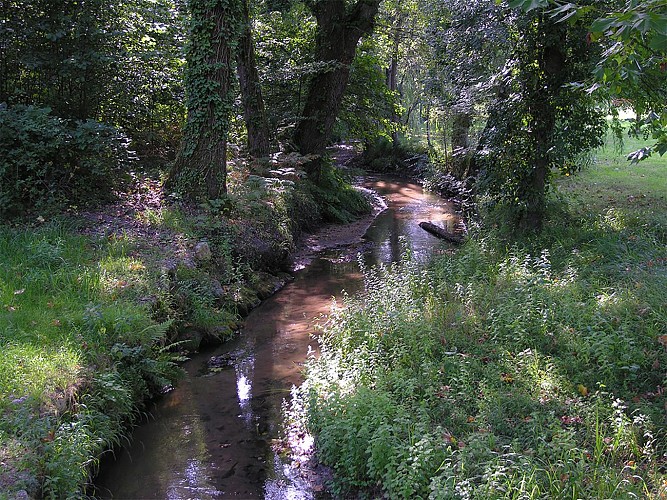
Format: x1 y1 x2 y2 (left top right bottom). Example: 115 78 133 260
596 207 632 232
98 253 150 300
293 206 667 496
0 344 81 403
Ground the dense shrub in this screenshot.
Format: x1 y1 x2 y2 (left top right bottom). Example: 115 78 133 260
360 136 430 176
0 104 135 217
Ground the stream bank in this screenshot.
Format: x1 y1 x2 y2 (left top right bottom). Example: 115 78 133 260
92 175 459 498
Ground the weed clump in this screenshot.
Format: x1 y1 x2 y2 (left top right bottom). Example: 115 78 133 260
292 203 667 498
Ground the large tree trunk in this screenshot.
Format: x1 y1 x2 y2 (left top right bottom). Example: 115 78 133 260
520 20 566 230
236 0 270 158
166 0 241 201
294 0 381 181
522 19 566 231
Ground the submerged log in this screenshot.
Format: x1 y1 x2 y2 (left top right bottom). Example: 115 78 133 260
419 221 465 244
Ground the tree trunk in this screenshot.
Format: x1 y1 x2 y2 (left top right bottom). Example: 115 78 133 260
167 0 242 201
387 11 403 147
450 109 472 179
425 102 432 148
294 0 381 181
236 0 270 158
522 19 565 231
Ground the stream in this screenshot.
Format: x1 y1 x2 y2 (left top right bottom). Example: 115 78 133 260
93 176 459 499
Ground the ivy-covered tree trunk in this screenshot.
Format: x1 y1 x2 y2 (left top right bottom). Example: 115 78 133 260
167 0 242 201
236 0 270 158
522 21 565 230
294 0 381 181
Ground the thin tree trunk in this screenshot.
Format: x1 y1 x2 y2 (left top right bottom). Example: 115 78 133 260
450 109 472 178
294 0 381 181
387 12 402 147
236 0 270 158
425 102 431 148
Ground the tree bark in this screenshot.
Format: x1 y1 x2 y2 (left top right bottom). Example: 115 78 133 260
167 0 242 201
450 109 472 178
236 0 270 158
387 10 403 147
294 0 381 181
522 20 565 231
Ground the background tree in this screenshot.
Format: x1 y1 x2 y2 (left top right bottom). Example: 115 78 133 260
167 0 244 201
425 0 509 179
252 2 316 145
236 0 271 158
0 0 187 162
294 0 382 180
0 0 120 119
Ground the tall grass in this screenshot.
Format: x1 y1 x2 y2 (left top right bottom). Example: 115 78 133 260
0 221 180 498
292 141 667 498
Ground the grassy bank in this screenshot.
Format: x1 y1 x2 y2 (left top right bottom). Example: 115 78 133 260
0 157 370 498
0 221 182 497
292 141 667 498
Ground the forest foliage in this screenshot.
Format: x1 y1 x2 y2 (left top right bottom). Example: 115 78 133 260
0 0 666 497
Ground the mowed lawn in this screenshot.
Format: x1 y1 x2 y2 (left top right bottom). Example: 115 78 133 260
559 124 667 225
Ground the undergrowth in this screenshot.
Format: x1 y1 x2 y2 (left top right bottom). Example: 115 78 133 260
0 221 183 498
291 199 667 498
0 151 372 498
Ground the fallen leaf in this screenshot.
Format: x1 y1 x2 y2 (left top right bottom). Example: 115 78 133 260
577 384 588 397
40 430 55 442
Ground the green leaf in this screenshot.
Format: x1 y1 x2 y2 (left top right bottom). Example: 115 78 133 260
549 3 580 23
508 0 548 12
649 32 667 51
649 13 667 36
590 17 617 34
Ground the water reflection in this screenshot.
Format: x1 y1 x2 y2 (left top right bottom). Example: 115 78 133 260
93 176 457 499
234 345 255 427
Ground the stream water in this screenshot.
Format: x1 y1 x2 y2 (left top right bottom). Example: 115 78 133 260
93 176 459 499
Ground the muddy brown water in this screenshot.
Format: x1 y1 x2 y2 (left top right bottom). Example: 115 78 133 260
92 177 459 499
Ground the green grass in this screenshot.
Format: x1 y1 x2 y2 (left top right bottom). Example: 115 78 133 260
558 124 667 227
0 221 180 498
291 138 667 498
